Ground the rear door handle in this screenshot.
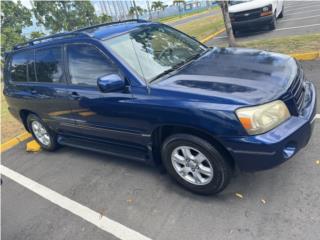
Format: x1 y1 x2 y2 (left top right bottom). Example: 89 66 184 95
70 91 81 100
30 89 37 95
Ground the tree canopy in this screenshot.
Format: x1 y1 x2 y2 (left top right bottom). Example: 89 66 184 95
1 0 32 54
151 1 166 11
32 0 111 33
1 0 113 56
129 6 144 17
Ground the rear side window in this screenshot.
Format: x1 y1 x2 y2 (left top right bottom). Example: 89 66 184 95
67 44 116 86
10 50 35 82
35 46 64 83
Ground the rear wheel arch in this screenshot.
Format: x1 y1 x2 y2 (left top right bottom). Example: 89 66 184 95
151 125 235 169
19 109 36 132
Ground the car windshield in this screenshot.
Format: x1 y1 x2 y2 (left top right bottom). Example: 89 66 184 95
104 25 207 83
229 0 254 6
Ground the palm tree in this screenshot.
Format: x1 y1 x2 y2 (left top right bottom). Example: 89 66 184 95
128 6 144 18
151 1 167 18
151 1 165 11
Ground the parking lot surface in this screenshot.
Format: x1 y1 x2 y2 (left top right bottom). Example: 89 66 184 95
2 60 320 240
207 1 320 46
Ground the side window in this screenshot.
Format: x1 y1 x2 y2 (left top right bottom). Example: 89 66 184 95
67 44 116 86
35 46 64 83
10 50 35 82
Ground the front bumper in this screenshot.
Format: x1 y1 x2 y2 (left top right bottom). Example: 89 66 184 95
221 81 317 172
231 15 274 30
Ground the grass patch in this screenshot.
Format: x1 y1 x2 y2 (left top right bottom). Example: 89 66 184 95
175 14 224 41
158 6 218 24
1 85 25 143
215 33 320 54
240 33 320 54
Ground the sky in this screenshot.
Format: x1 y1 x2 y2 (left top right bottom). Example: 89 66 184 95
19 0 175 10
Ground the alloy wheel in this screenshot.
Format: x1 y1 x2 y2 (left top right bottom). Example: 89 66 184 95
171 146 214 186
31 120 51 146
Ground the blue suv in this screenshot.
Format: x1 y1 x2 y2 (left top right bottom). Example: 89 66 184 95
3 20 317 195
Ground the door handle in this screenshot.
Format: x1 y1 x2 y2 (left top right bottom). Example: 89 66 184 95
70 91 81 100
30 89 37 95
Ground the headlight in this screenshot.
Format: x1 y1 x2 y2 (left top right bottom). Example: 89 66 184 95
236 100 290 135
262 4 272 12
261 4 273 16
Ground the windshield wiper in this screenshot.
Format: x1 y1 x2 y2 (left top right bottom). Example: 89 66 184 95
178 48 210 66
149 64 182 83
149 49 209 83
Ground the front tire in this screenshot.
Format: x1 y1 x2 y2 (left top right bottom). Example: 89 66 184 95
279 6 284 18
27 114 59 151
161 134 232 195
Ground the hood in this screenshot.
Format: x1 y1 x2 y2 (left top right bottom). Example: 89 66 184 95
229 0 275 13
152 47 298 106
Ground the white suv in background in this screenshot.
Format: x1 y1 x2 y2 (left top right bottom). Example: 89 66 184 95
229 0 284 34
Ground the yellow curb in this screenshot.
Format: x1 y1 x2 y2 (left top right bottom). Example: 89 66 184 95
26 140 41 152
1 132 31 153
290 51 320 61
200 28 225 43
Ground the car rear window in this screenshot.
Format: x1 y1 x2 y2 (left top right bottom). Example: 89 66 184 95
10 50 36 82
35 46 64 83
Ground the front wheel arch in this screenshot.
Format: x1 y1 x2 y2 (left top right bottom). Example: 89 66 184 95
151 125 235 170
161 133 232 194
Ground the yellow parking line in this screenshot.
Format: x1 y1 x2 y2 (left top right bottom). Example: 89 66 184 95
200 28 225 43
1 132 31 153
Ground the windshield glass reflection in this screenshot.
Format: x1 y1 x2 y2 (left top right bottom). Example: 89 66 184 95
105 25 206 82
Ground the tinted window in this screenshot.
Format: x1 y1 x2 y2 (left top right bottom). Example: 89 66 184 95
35 46 64 83
67 44 116 86
11 50 35 82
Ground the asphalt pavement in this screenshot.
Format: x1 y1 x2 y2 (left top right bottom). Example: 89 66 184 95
1 60 320 240
207 1 320 46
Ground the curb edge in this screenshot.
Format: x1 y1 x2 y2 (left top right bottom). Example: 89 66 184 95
1 132 31 153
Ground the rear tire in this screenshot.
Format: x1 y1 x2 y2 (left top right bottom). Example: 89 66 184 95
161 134 232 195
27 114 59 151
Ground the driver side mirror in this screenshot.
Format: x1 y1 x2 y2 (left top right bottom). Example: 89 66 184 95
97 74 125 93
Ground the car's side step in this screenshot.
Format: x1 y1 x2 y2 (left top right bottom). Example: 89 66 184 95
57 136 148 162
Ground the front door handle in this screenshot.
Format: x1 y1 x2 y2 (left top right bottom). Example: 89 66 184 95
30 89 37 95
70 91 81 100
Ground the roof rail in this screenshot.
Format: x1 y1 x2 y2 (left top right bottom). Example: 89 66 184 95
13 32 90 51
74 19 149 33
13 19 149 51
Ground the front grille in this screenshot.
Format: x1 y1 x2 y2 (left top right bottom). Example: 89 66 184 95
233 9 261 21
289 68 305 114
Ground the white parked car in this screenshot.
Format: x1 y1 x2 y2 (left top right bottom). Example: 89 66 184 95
229 0 284 34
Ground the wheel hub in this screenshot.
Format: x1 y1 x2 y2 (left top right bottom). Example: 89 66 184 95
31 121 51 146
171 146 214 186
